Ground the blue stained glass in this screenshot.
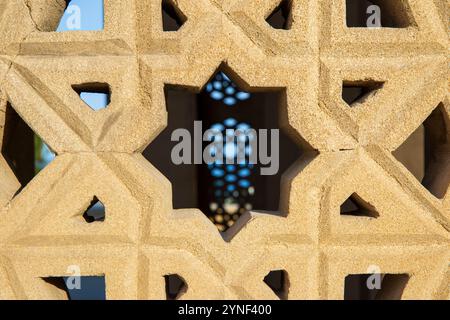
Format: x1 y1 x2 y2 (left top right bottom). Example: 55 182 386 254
236 158 247 165
205 73 257 230
237 123 250 130
211 168 225 178
225 174 237 183
237 132 248 143
224 97 237 106
224 143 237 159
211 123 225 131
213 81 222 90
238 168 250 178
222 73 231 82
211 91 224 100
205 72 251 106
236 92 251 100
226 165 236 172
238 180 251 188
225 86 236 95
224 118 237 127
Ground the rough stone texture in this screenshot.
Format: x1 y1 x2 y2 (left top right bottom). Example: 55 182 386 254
0 0 448 299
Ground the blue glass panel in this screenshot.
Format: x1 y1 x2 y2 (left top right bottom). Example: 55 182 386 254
238 168 250 178
211 168 225 178
238 179 251 188
224 118 237 127
225 174 237 183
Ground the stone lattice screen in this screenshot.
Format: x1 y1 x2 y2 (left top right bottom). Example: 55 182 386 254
0 0 448 299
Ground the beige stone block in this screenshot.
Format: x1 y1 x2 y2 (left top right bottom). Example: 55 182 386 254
0 0 448 300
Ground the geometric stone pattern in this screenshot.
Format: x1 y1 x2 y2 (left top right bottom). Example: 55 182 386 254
0 0 448 299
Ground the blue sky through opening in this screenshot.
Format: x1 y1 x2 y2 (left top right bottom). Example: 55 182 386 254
57 0 104 32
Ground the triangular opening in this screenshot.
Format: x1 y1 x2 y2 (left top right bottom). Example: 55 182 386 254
342 81 384 106
83 197 106 223
266 0 293 30
340 193 379 218
43 276 106 300
162 0 187 31
57 0 104 32
2 102 56 193
263 270 289 300
164 274 187 300
344 274 409 300
72 83 111 111
346 0 415 28
82 197 106 223
393 103 449 199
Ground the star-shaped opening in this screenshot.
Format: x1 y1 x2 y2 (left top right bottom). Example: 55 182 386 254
144 65 317 240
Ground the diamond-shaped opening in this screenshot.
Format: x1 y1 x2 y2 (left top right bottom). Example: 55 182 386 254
340 193 379 218
266 0 293 30
42 276 106 300
72 83 111 111
143 65 317 241
1 102 56 194
393 103 449 199
162 0 187 31
56 0 104 32
82 196 106 223
344 274 409 300
263 270 289 300
164 274 187 300
346 0 415 28
342 81 384 107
